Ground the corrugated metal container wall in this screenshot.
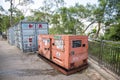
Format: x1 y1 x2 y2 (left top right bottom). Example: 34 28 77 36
14 25 18 46
8 27 15 45
16 21 48 52
20 22 36 52
7 29 9 42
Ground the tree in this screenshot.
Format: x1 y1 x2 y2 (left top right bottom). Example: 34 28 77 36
101 0 120 40
11 7 24 24
104 24 120 41
82 1 108 39
0 15 10 32
24 0 120 40
29 10 51 22
0 6 10 32
0 5 24 32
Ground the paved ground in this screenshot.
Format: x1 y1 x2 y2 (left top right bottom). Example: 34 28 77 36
0 38 106 80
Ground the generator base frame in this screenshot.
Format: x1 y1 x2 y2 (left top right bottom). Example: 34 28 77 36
38 53 88 75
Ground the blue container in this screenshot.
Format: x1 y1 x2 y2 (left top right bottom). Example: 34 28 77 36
15 21 49 52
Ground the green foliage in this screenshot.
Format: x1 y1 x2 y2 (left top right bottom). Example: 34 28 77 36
97 0 120 41
51 14 60 24
0 15 10 32
103 0 120 41
104 24 120 41
49 4 93 35
0 6 24 32
27 10 50 22
1 0 120 41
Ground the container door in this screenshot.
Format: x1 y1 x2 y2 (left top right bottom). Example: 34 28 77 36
21 23 36 52
36 23 48 31
36 23 48 34
52 36 65 67
35 23 48 51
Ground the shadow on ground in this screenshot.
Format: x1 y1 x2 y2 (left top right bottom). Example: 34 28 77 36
0 69 60 77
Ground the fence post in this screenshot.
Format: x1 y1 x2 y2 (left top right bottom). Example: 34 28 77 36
99 40 103 67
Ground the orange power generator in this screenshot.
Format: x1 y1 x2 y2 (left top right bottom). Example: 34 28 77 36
38 35 88 74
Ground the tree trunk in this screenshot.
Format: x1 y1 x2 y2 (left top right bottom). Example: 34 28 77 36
95 22 101 38
83 20 96 34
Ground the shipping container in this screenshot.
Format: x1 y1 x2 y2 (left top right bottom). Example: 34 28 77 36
38 35 88 70
15 21 49 52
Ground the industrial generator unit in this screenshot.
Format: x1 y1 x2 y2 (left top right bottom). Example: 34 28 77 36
38 35 88 75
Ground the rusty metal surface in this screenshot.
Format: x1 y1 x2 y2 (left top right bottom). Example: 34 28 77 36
38 35 52 59
38 35 88 70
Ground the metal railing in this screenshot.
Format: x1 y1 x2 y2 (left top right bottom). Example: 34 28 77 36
88 39 120 76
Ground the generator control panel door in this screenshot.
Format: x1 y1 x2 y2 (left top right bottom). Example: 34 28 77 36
52 39 65 67
42 38 50 48
69 38 88 68
41 38 51 59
